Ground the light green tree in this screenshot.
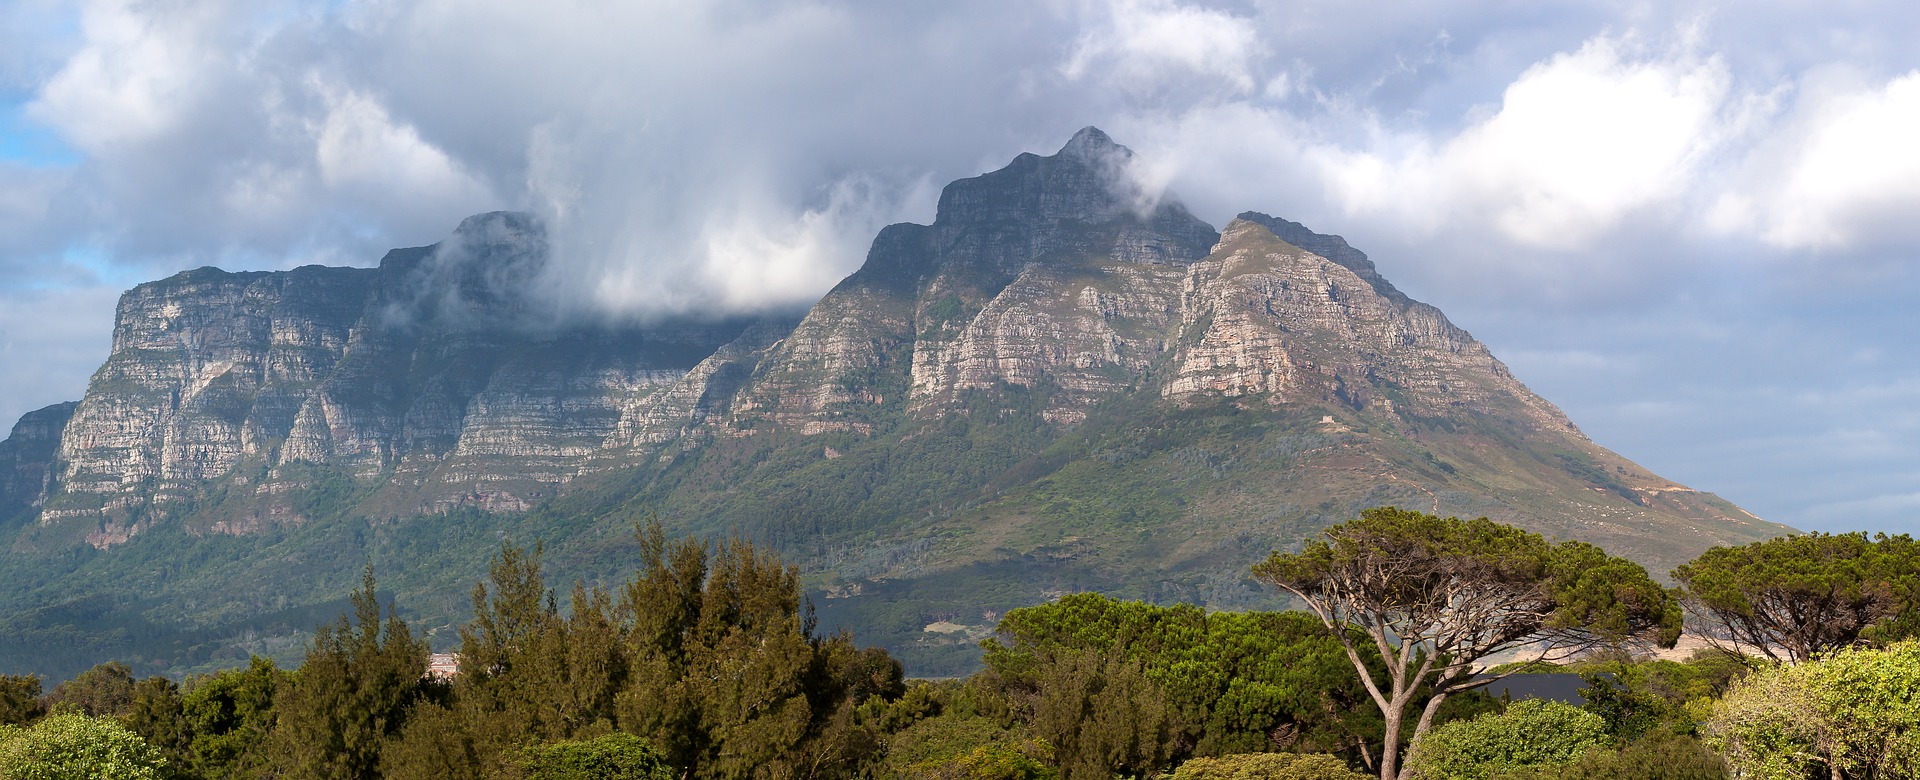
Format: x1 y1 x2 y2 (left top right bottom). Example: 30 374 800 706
0 710 167 780
508 732 674 780
1404 699 1608 780
1706 641 1920 780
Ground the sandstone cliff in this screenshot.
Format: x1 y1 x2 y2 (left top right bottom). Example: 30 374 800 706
0 127 1792 677
25 213 762 544
0 402 75 526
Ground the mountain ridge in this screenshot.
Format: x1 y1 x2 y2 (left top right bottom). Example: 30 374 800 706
0 129 1791 678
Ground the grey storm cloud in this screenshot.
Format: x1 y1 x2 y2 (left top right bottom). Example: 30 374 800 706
4 0 1920 533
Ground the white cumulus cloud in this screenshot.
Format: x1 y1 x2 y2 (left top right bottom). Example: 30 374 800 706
1061 0 1262 97
1715 70 1920 251
1319 35 1735 249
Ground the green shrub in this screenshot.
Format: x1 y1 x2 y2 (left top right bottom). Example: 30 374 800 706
0 711 167 780
511 732 673 780
907 738 1056 780
1706 641 1920 780
1499 731 1727 780
1405 700 1608 780
1170 752 1369 780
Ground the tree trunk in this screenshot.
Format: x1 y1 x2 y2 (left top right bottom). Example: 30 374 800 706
1379 707 1402 780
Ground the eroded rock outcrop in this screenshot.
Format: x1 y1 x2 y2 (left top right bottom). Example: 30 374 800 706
27 213 761 541
0 128 1781 574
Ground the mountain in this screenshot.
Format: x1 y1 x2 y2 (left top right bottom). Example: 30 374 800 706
0 128 1792 678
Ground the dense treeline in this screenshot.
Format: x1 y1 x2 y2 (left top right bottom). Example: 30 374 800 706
1 514 1916 780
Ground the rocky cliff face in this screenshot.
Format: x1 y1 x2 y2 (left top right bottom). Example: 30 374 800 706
26 213 761 544
0 402 76 526
0 127 1791 676
1 127 1782 554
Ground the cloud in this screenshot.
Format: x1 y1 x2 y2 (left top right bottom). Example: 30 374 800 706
1062 0 1262 97
6 0 1920 536
1341 36 1732 249
1710 69 1920 251
1119 33 1741 254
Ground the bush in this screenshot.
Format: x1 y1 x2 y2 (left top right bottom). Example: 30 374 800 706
1405 700 1608 780
1500 731 1727 780
908 739 1056 780
1171 752 1370 780
1706 641 1920 780
0 711 167 780
510 732 674 780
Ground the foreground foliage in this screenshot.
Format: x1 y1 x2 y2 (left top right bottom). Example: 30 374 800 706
508 732 674 780
1404 700 1607 780
0 710 167 780
982 593 1384 774
1252 507 1680 780
3 509 1905 780
1170 752 1370 780
1706 641 1920 780
1674 532 1920 662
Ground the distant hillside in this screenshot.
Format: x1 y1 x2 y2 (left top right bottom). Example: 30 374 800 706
0 128 1791 679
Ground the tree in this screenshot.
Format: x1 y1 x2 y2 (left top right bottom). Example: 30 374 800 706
616 523 889 780
1705 641 1920 780
1674 532 1920 663
180 656 284 779
122 676 192 779
1501 731 1728 780
380 702 480 780
1402 700 1609 780
1029 648 1176 780
1251 508 1681 780
443 542 631 777
982 593 1379 763
266 567 430 780
0 710 167 780
0 674 46 726
50 662 136 718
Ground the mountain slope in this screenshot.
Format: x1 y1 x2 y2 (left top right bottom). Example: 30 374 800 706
0 128 1790 678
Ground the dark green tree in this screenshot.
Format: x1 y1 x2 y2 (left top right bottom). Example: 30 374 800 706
1252 507 1680 780
1674 532 1920 662
0 674 45 726
266 567 429 780
381 702 480 780
982 593 1379 763
1030 648 1175 780
122 676 193 780
1577 666 1672 745
442 542 631 777
617 523 889 780
179 656 283 780
51 661 137 717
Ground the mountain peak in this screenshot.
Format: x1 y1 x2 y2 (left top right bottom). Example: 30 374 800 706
1056 126 1131 164
449 210 544 247
1234 211 1406 303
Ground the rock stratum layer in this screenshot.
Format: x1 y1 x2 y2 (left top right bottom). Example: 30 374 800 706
0 128 1791 677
